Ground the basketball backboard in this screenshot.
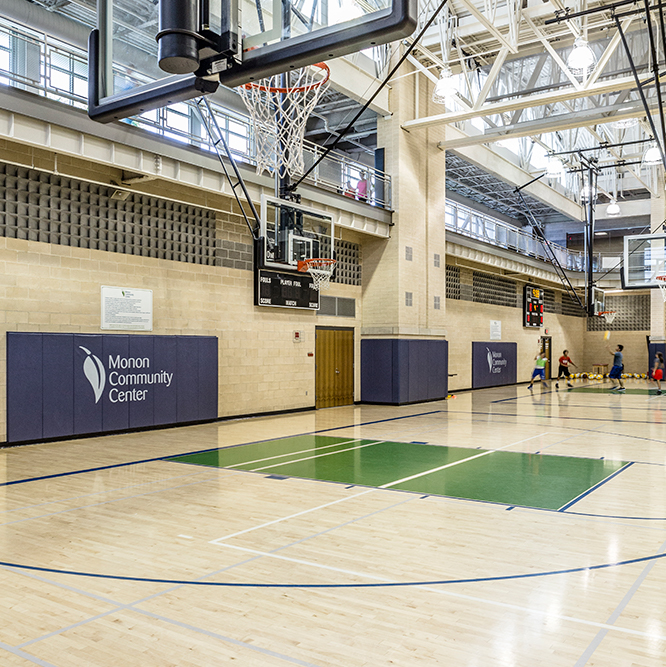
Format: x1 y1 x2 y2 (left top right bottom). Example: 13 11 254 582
258 195 335 270
623 233 666 289
591 286 605 315
88 0 417 123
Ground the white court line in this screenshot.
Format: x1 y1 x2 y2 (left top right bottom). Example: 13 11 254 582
210 433 548 544
380 432 550 488
224 437 364 469
211 541 666 643
209 489 375 544
250 440 386 472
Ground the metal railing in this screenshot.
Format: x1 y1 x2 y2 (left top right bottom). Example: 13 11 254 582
445 200 621 272
0 16 391 208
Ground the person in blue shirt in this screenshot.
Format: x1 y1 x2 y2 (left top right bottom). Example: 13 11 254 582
607 344 625 391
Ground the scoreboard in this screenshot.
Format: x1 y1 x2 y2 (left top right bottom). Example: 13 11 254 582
255 269 320 310
524 285 543 327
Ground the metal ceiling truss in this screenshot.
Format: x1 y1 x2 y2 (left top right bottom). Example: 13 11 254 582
406 0 665 207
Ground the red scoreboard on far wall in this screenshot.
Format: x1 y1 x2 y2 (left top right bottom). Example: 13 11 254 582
524 285 543 328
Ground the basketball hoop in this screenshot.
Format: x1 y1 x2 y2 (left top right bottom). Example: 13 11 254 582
657 275 666 302
598 311 617 325
297 258 336 291
239 63 330 179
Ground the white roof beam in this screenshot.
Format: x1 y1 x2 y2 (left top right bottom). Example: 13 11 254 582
453 0 519 54
585 17 634 88
473 47 510 109
437 100 651 149
402 75 644 130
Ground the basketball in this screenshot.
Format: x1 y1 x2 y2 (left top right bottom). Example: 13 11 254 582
604 330 610 340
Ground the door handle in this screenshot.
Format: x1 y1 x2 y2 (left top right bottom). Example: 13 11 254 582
335 369 340 374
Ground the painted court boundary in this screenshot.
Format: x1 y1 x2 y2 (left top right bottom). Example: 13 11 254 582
1 550 666 588
4 404 664 488
0 409 446 488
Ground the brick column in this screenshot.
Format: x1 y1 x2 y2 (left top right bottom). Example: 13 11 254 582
360 60 449 403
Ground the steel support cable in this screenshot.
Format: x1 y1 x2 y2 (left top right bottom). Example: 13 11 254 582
514 184 586 312
642 0 666 161
289 0 450 192
194 97 261 240
613 14 666 170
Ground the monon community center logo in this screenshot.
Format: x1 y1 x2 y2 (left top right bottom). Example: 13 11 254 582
486 347 508 375
79 346 174 404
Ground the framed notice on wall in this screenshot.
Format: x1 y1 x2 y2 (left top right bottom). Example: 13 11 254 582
101 286 153 331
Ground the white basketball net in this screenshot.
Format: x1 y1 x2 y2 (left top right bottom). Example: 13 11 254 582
301 259 336 291
601 311 617 325
239 65 329 179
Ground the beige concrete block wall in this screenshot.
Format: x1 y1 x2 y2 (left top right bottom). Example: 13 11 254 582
445 300 587 390
0 235 362 441
582 330 650 375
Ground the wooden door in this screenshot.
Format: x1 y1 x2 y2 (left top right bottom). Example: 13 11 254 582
315 328 354 408
540 336 552 379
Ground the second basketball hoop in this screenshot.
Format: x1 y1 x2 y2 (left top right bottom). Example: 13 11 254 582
239 63 330 179
298 258 337 291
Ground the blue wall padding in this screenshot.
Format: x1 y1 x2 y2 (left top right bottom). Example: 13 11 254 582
153 336 178 426
42 334 74 439
361 339 448 404
74 334 104 435
103 334 130 433
129 335 155 429
7 332 43 442
6 332 218 443
177 336 200 423
471 342 518 389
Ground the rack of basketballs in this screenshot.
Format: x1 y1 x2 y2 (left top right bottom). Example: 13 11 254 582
569 372 648 380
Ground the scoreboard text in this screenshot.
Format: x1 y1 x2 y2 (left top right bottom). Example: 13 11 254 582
256 269 320 310
523 285 543 328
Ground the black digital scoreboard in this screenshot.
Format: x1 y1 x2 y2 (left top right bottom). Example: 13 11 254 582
524 284 543 328
256 269 320 310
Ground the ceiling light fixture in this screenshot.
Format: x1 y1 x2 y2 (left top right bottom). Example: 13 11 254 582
643 142 662 166
567 37 597 77
606 199 621 217
432 66 457 105
610 115 639 130
546 155 565 179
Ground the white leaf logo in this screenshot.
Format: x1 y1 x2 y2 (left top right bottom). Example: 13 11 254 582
486 347 493 373
80 346 106 403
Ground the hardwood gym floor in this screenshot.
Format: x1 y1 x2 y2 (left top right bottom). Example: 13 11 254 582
1 378 665 666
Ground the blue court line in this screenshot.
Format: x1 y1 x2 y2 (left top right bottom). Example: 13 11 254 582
0 410 445 489
1 550 666 588
558 462 635 511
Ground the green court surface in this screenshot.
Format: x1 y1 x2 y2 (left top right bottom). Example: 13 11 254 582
169 435 628 510
569 385 663 395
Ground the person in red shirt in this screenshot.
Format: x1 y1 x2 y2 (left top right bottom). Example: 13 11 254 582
555 349 577 389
